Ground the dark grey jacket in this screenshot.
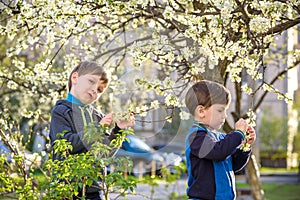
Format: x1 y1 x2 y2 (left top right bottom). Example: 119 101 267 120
49 99 121 194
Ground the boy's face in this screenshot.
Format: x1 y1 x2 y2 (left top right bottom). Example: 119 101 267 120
200 104 228 130
70 72 107 104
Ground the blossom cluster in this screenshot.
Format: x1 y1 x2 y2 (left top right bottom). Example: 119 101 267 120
0 0 298 127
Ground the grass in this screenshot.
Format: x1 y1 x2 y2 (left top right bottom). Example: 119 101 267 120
236 182 300 199
236 182 300 200
235 167 300 199
262 183 300 200
166 182 300 200
32 169 48 184
236 175 300 200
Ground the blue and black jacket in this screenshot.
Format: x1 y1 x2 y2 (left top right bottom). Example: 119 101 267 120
185 122 251 200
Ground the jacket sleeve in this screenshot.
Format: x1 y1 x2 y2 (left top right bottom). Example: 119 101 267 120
50 105 86 154
232 148 252 172
110 125 122 140
189 130 245 161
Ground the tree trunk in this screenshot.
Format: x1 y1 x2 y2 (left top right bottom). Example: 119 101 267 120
246 155 264 200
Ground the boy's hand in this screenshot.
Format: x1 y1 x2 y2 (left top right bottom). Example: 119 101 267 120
115 113 135 129
246 126 256 145
234 118 248 133
100 113 114 126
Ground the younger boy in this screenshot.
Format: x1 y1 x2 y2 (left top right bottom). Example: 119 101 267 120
185 80 256 200
49 61 134 200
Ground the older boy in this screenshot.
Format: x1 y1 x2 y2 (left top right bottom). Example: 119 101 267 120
50 61 134 199
185 80 256 200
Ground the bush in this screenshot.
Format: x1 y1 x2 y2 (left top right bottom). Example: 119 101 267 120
0 124 137 199
260 151 287 168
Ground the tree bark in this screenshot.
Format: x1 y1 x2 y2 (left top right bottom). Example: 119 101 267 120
246 155 264 200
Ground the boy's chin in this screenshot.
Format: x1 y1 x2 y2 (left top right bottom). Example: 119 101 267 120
82 100 94 104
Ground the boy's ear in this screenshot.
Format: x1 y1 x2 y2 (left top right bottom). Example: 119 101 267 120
196 105 206 118
71 72 79 84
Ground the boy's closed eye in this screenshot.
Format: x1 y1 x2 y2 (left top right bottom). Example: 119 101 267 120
217 108 225 113
89 79 95 84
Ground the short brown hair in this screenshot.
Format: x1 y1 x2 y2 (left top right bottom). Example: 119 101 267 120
185 80 231 115
68 61 109 91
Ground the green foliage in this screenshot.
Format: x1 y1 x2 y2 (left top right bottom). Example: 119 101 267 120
0 156 14 193
43 152 101 199
136 161 187 199
260 167 298 173
161 162 186 184
259 108 288 152
41 125 137 199
0 121 138 199
260 151 288 160
293 134 300 153
0 126 44 199
0 158 41 199
16 178 38 200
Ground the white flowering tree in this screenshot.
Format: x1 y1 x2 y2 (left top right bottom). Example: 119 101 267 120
1 0 300 199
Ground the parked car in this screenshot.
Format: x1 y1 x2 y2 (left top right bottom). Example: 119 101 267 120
152 143 186 165
0 140 12 165
113 135 182 177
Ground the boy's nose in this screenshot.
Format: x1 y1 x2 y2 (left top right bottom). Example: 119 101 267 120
91 85 98 93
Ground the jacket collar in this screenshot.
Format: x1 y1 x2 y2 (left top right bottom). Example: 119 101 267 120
66 93 87 107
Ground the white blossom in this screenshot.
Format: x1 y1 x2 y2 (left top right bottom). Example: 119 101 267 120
249 17 270 33
135 105 149 117
165 94 179 107
0 118 8 130
150 100 160 109
241 84 253 95
246 109 256 127
162 6 175 20
7 80 18 90
0 0 298 149
190 65 205 76
179 111 190 120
